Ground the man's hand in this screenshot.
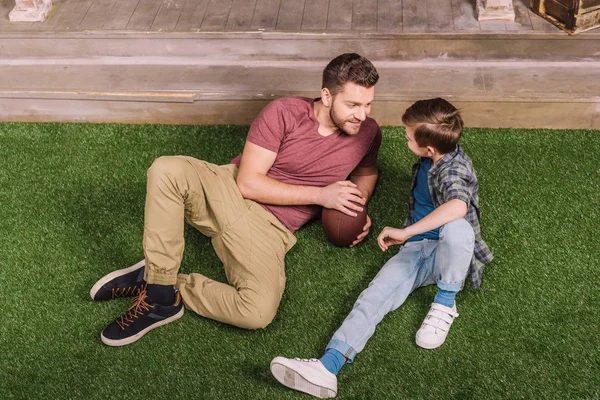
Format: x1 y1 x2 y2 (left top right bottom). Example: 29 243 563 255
350 215 371 248
318 181 365 217
377 227 412 251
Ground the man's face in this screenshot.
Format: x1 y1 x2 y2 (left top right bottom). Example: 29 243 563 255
329 82 375 136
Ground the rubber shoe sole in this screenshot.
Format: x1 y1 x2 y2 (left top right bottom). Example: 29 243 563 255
270 358 336 399
100 306 184 347
90 260 145 301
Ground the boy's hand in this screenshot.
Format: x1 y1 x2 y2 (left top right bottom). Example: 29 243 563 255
377 227 411 251
349 215 372 248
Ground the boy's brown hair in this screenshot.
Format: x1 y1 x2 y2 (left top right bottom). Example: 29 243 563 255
402 98 464 154
322 53 379 96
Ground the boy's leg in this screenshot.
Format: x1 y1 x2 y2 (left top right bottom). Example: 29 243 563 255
326 241 436 362
270 241 437 398
416 218 474 349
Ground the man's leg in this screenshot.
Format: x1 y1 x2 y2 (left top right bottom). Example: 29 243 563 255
100 156 292 345
178 199 295 329
416 218 474 349
270 241 436 398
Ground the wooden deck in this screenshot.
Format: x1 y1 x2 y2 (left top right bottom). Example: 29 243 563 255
0 0 574 33
0 0 599 129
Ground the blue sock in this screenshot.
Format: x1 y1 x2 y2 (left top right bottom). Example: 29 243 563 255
319 349 346 375
434 287 457 308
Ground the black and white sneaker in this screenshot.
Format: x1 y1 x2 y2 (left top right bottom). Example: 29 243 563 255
101 287 184 347
90 260 145 301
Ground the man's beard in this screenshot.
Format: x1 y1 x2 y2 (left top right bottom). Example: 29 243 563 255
330 104 361 136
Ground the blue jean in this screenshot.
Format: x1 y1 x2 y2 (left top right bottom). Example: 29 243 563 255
326 218 475 362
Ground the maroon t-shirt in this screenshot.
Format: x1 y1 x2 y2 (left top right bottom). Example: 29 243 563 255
231 97 382 233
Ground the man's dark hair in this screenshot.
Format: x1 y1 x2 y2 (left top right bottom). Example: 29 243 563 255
402 98 464 154
322 53 379 96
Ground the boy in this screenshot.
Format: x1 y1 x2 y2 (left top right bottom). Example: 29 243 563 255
270 98 493 398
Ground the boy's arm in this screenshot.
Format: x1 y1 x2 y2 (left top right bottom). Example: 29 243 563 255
378 199 467 251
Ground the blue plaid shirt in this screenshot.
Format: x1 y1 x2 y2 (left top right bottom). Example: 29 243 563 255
403 145 493 289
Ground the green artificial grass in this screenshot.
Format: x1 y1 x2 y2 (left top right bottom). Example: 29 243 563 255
0 123 598 399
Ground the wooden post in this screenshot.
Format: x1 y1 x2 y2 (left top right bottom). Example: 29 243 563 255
476 0 515 21
9 0 53 22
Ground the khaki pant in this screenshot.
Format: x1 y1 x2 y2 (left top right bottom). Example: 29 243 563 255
142 156 296 329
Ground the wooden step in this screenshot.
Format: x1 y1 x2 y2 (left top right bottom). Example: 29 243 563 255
0 31 598 128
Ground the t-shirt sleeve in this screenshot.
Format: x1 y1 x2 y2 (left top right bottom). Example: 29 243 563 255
245 100 289 153
439 167 472 205
358 124 382 167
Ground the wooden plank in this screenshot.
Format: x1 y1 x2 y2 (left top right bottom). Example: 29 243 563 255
426 0 453 31
127 0 162 30
152 0 186 30
451 0 480 31
226 0 257 30
79 0 117 30
479 20 507 31
302 0 328 29
0 98 273 126
4 33 595 60
377 0 402 31
403 0 427 31
103 0 139 29
353 0 377 30
251 0 280 29
200 0 233 30
175 0 209 30
54 0 94 30
2 97 598 129
506 0 533 31
276 0 304 30
48 0 79 30
327 0 352 30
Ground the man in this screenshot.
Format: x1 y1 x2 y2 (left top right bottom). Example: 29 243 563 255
90 53 382 347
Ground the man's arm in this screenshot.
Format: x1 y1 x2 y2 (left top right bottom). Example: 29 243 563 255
348 164 378 247
236 141 365 215
349 164 378 202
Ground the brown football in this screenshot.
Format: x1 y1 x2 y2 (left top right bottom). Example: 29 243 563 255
321 202 367 247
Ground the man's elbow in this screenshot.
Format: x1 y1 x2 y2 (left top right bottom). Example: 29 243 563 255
236 176 254 199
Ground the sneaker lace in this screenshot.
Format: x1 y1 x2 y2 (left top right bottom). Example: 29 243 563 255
293 358 319 363
111 285 141 299
116 287 155 330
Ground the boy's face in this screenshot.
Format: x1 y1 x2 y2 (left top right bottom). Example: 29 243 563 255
405 125 430 157
329 82 375 136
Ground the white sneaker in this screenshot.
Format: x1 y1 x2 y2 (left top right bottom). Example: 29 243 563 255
270 356 337 398
415 303 459 349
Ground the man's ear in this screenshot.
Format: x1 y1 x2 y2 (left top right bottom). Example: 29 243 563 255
321 88 332 107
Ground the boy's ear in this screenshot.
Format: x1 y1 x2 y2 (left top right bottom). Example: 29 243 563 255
426 145 438 157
